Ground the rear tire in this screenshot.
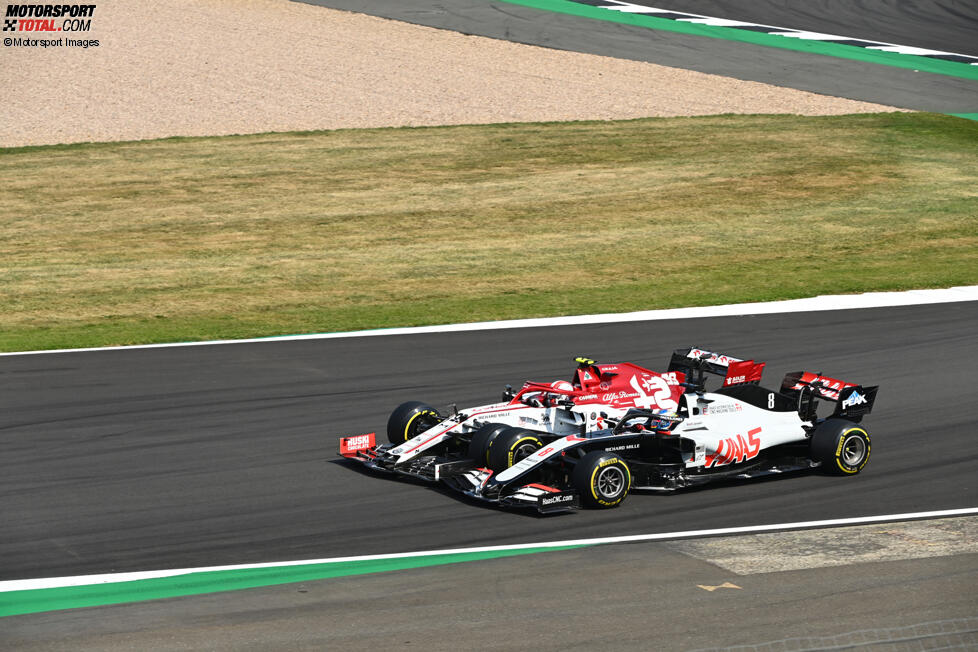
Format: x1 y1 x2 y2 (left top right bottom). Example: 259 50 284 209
487 430 544 472
572 451 631 508
386 401 441 446
467 423 514 467
810 418 871 475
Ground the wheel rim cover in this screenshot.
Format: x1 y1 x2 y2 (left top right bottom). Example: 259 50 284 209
842 435 866 465
597 466 625 498
514 442 538 462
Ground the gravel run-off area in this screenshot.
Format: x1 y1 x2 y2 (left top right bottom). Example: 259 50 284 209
0 0 904 147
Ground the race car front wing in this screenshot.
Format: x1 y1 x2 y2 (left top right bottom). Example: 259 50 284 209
339 433 475 482
443 468 580 514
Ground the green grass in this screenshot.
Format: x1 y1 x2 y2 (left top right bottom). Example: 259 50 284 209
1 112 976 352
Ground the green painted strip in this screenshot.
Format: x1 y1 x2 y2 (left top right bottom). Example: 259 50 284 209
0 545 584 618
950 113 978 121
500 0 978 81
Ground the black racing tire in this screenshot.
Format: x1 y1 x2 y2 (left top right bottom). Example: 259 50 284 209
810 418 871 476
572 451 632 509
487 429 544 473
467 423 514 467
386 401 441 446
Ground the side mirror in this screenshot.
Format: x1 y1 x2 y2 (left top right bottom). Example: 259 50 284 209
501 384 515 402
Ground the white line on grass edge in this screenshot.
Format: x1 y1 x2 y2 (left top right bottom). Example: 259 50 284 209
3 507 976 592
4 286 978 357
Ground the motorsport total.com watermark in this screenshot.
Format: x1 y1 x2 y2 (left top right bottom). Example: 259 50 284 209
3 4 99 48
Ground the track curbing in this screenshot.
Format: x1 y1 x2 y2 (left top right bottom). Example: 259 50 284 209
3 508 976 618
499 0 978 81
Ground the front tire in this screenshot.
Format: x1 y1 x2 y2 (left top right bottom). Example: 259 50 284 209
387 401 441 446
487 430 543 472
572 451 632 508
468 423 515 467
810 418 871 475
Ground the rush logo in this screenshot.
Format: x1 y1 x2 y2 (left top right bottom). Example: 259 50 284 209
704 427 761 467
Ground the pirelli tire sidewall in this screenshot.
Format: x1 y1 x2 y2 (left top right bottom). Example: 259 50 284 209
811 418 871 476
386 401 441 446
468 423 515 466
572 450 632 509
487 429 544 472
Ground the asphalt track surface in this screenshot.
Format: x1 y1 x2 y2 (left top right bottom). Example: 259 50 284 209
3 301 977 582
296 0 978 112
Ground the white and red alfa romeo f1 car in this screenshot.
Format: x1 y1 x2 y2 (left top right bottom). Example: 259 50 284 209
339 348 878 513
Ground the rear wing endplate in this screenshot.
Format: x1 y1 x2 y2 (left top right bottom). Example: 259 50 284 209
780 372 879 419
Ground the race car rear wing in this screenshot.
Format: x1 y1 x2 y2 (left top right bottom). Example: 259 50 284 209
780 372 879 419
667 347 765 389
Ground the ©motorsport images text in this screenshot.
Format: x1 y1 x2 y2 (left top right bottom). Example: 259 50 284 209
3 4 98 48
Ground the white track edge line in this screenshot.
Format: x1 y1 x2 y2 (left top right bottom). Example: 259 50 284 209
3 286 977 357
3 507 975 593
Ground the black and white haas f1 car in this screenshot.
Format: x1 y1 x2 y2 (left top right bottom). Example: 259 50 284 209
339 348 878 513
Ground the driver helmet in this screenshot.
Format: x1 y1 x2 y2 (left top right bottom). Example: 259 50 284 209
547 380 574 404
